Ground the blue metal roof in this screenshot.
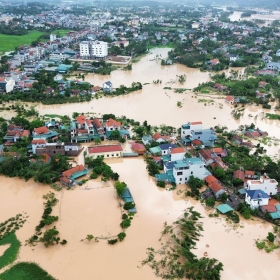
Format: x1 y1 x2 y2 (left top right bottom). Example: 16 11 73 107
246 190 269 199
158 143 177 150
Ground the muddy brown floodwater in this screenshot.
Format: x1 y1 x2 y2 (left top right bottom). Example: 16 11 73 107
1 48 280 279
1 159 280 280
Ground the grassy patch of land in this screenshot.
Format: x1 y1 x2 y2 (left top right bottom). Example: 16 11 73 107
0 233 21 270
0 31 44 52
0 29 71 52
0 262 56 280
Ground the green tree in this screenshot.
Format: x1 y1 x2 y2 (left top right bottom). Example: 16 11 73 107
39 226 60 247
109 130 121 140
29 119 45 131
114 181 127 196
213 168 226 180
157 181 166 188
205 197 215 207
267 232 275 243
219 192 228 203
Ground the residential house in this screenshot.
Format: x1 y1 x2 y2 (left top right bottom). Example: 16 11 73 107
229 54 239 61
209 59 219 65
142 135 153 145
204 175 225 198
233 170 245 182
31 139 47 154
87 145 123 159
152 133 170 143
4 125 29 143
259 81 268 88
60 164 89 187
265 62 280 71
181 122 203 138
170 147 185 161
35 142 82 157
93 118 105 135
158 143 177 155
158 157 211 184
245 170 255 179
232 134 243 145
32 126 59 141
214 83 227 92
245 190 270 209
246 174 278 196
188 129 217 147
199 149 214 166
226 194 241 209
131 142 146 155
103 81 113 93
105 118 121 131
225 95 235 104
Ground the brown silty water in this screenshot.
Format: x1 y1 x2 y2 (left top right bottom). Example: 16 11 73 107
1 159 280 280
1 48 280 279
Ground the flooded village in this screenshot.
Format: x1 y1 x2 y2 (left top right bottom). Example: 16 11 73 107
1 1 280 280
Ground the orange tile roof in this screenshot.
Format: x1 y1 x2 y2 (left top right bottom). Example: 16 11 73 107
106 118 121 127
31 139 46 144
76 115 86 124
62 164 85 178
225 96 234 102
192 139 203 146
34 126 49 135
262 205 277 212
245 170 254 176
170 147 185 154
21 130 30 137
205 175 218 185
152 133 161 141
212 147 223 154
190 121 202 125
93 118 102 128
209 181 223 193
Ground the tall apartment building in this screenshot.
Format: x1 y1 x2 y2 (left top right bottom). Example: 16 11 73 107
79 41 108 58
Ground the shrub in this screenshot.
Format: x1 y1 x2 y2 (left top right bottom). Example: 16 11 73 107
60 239 67 245
118 232 126 241
123 202 135 210
90 172 98 179
122 213 128 220
108 239 118 245
267 232 275 243
205 197 215 208
120 219 131 229
157 181 166 188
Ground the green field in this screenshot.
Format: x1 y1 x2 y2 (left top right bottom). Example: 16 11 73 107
0 262 56 280
0 29 71 53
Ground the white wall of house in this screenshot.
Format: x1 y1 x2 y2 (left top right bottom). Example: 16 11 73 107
247 176 278 195
32 143 46 154
181 122 203 138
245 193 269 209
87 151 123 159
170 152 185 161
172 162 207 184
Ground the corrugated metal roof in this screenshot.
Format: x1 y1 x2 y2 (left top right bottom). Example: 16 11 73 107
216 204 234 214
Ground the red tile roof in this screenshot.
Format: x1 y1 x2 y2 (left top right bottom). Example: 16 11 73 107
262 205 277 213
76 115 86 124
152 133 161 141
86 119 93 126
88 145 123 154
106 118 121 127
31 139 46 144
21 130 30 137
225 96 235 102
233 170 245 181
170 147 185 154
199 149 212 160
93 118 102 128
212 147 223 154
205 175 218 185
245 170 254 176
62 164 85 178
190 121 202 125
131 142 146 151
192 139 203 146
209 181 223 193
34 126 49 135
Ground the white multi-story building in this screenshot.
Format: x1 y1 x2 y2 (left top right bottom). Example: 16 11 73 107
50 33 57 42
246 175 278 196
79 41 108 58
181 121 203 138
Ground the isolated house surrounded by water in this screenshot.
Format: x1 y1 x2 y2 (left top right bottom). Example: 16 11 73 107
87 145 123 159
60 164 89 187
103 81 113 93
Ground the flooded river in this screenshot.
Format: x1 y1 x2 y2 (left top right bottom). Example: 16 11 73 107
1 159 280 280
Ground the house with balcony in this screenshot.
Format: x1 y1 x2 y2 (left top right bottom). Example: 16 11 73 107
103 81 113 93
181 121 203 138
93 118 105 135
105 118 121 131
70 115 97 143
246 174 278 196
4 125 29 143
183 128 217 147
156 157 211 184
